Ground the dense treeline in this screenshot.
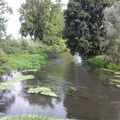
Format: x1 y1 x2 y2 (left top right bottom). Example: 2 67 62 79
64 0 120 70
64 0 117 59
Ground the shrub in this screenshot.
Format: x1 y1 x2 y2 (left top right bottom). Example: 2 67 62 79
106 63 118 70
87 55 105 68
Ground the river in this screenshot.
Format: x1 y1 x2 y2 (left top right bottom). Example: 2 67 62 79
1 53 120 120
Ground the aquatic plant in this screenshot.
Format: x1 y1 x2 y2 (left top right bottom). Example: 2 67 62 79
28 86 58 97
109 71 120 88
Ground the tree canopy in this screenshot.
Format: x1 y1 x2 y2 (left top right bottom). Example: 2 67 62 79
64 0 117 59
104 1 120 63
19 0 64 45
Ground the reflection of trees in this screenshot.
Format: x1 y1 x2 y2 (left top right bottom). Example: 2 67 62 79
64 91 119 120
63 62 120 120
0 90 15 113
23 94 55 108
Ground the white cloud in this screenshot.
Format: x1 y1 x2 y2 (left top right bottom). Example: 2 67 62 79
6 0 68 39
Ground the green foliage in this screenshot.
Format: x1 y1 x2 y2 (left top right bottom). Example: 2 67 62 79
106 63 118 70
87 55 105 68
87 55 119 70
104 1 120 64
19 0 65 47
43 3 65 46
0 39 48 73
0 52 47 73
64 0 114 59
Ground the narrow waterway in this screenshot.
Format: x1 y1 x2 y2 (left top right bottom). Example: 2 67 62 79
1 54 120 120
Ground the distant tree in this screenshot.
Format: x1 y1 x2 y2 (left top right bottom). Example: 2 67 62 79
64 0 116 59
19 0 44 39
0 0 12 39
43 2 64 45
104 1 120 63
19 0 64 45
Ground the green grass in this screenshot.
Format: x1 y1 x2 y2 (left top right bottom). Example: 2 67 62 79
0 52 47 73
0 115 75 120
87 55 119 71
0 39 67 74
87 55 105 68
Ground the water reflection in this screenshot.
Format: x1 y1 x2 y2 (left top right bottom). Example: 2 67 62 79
64 63 120 120
0 90 15 115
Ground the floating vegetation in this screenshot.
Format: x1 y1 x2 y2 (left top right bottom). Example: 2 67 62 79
98 74 109 80
99 68 114 73
69 87 77 91
114 72 120 75
108 71 120 88
0 74 34 90
109 79 120 84
28 86 58 97
113 75 120 78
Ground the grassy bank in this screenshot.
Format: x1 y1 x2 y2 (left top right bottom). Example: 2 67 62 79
87 55 119 72
0 39 66 74
0 115 75 120
0 52 47 73
0 40 47 73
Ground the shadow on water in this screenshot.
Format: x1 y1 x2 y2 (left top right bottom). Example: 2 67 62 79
1 53 120 120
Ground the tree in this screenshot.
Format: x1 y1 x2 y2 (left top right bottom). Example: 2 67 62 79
19 0 64 46
19 0 44 39
43 2 64 45
0 0 12 39
104 1 120 63
64 0 116 59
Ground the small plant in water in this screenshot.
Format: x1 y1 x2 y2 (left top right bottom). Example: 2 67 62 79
28 86 58 97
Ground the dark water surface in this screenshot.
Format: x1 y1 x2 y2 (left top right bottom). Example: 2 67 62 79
1 54 120 120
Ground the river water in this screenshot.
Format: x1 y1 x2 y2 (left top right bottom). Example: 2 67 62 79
1 54 120 120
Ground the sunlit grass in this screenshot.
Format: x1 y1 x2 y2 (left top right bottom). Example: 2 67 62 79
0 115 75 120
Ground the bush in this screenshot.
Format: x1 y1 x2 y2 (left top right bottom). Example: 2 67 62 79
0 39 41 54
0 38 66 73
106 63 118 70
87 55 105 68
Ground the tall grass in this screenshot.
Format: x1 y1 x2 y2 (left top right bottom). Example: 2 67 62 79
0 115 74 120
0 39 47 73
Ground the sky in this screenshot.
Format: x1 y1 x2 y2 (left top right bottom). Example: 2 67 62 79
6 0 69 39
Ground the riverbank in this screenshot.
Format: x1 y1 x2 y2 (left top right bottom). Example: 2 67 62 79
0 115 75 120
87 55 119 72
0 52 47 74
0 39 66 74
